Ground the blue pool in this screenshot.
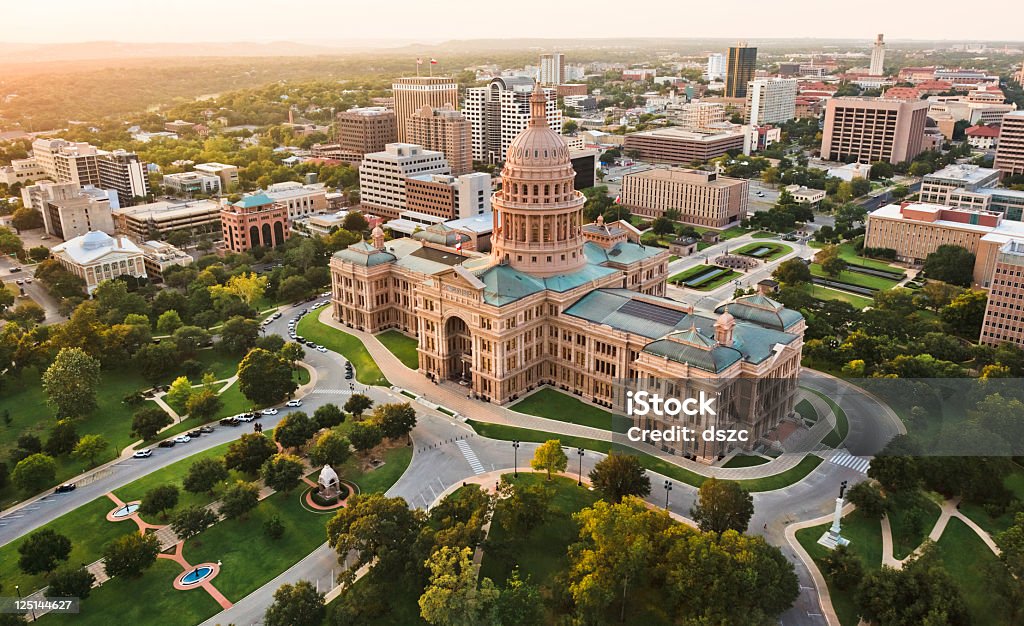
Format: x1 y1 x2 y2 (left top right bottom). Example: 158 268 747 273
112 503 139 518
180 566 214 586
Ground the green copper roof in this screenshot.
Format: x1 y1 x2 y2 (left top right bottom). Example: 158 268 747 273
234 192 274 208
584 241 664 266
714 294 803 331
333 241 396 267
477 262 618 307
643 336 742 373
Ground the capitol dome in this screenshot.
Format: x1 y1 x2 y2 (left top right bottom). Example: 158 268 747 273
505 85 570 167
81 230 114 250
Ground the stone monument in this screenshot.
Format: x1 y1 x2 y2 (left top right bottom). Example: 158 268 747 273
818 480 850 549
317 465 340 500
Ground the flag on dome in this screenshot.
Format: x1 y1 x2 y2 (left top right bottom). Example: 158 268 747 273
430 58 438 65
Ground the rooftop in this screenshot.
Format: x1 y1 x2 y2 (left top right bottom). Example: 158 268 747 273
52 231 141 265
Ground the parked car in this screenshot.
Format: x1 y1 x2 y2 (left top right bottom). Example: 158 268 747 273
174 435 191 443
345 372 354 380
286 399 302 407
296 336 305 343
236 413 255 422
220 417 240 426
15 279 23 285
24 277 32 284
261 408 279 416
158 440 177 448
316 346 327 353
55 483 76 493
199 425 215 434
132 449 152 458
187 430 202 438
8 267 21 273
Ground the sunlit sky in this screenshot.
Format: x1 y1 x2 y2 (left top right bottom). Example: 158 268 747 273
7 0 1023 43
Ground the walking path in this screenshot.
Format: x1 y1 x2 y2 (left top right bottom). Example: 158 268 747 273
317 308 838 481
880 497 1000 569
784 503 855 626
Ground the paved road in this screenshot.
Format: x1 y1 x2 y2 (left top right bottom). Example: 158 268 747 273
0 254 64 325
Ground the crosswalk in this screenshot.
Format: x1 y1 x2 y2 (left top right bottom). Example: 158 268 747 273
309 389 352 395
455 440 485 475
829 450 871 474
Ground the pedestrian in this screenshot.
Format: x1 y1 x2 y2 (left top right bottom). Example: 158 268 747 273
763 523 768 530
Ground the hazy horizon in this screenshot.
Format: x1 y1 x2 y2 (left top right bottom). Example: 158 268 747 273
7 0 1024 44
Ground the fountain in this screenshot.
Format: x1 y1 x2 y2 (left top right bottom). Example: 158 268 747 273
179 565 214 586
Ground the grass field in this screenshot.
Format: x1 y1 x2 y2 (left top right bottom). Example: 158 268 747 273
466 420 822 492
806 388 849 448
957 464 1024 535
816 242 906 275
480 474 599 594
797 283 874 309
296 315 389 386
509 388 628 431
751 231 779 239
722 454 770 468
377 330 419 370
669 264 739 290
935 517 1013 626
809 263 901 291
795 510 884 626
795 398 818 422
719 225 753 240
888 492 942 560
733 241 793 261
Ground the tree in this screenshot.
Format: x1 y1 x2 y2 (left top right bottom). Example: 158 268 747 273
342 211 369 233
261 454 305 493
225 433 278 475
220 315 260 354
238 348 297 406
42 347 101 418
817 244 847 278
131 406 172 441
313 403 345 429
164 376 193 413
256 334 286 353
219 480 260 519
47 565 95 600
491 569 544 626
419 546 499 626
773 258 812 286
139 484 180 519
530 440 567 480
0 226 25 257
941 289 988 337
856 546 969 625
496 477 553 535
308 430 352 468
821 544 863 590
134 341 179 383
569 497 673 622
690 477 754 534
156 309 183 335
373 402 417 440
103 532 159 579
44 419 79 456
18 529 72 574
172 325 211 357
212 272 267 305
651 217 675 235
588 453 651 503
344 394 373 418
280 341 305 368
72 434 109 467
10 207 43 231
170 505 218 541
274 411 318 450
183 457 229 494
348 422 383 452
326 493 425 585
185 389 222 422
264 515 286 540
12 453 56 495
869 161 894 180
264 580 325 626
278 275 312 303
924 245 976 287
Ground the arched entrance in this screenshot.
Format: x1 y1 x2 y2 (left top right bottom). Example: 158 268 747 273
444 316 472 383
262 223 272 248
273 221 285 247
249 225 260 247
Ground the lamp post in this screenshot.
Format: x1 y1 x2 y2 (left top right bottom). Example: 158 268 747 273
576 448 585 486
512 440 520 477
664 480 673 510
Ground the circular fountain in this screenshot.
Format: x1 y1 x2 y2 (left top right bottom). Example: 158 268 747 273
179 565 215 587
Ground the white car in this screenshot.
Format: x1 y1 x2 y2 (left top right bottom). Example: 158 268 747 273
132 449 152 458
316 346 327 353
321 291 330 297
173 435 191 444
235 413 255 422
286 399 302 407
261 408 279 415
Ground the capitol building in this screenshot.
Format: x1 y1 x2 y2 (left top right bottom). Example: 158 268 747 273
330 85 805 460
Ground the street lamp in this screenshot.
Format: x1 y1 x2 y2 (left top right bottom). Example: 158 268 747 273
576 448 585 486
512 440 520 477
664 480 673 510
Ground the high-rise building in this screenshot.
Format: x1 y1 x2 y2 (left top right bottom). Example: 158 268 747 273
820 97 929 164
405 172 491 220
464 76 561 163
673 102 728 130
21 182 118 240
981 239 1024 346
392 76 460 143
725 44 758 99
706 53 726 81
995 111 1024 178
406 105 473 176
336 107 397 164
193 163 240 191
870 34 886 76
358 143 451 219
30 139 150 206
539 52 565 86
623 127 746 164
262 181 329 220
620 168 748 228
745 78 799 126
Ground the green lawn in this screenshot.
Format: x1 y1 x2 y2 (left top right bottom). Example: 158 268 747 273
829 242 906 275
466 420 822 492
719 225 753 240
935 517 1012 626
733 241 793 261
888 493 942 560
669 264 739 290
296 314 389 386
751 231 779 239
797 283 874 309
377 330 420 370
795 510 884 626
722 454 770 468
38 558 223 626
795 398 818 422
509 388 628 431
806 388 849 448
480 474 600 590
957 464 1024 535
809 263 900 291
338 446 413 494
136 381 254 448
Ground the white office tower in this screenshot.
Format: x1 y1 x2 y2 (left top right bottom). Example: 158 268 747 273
464 77 561 163
706 53 726 80
870 34 886 76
